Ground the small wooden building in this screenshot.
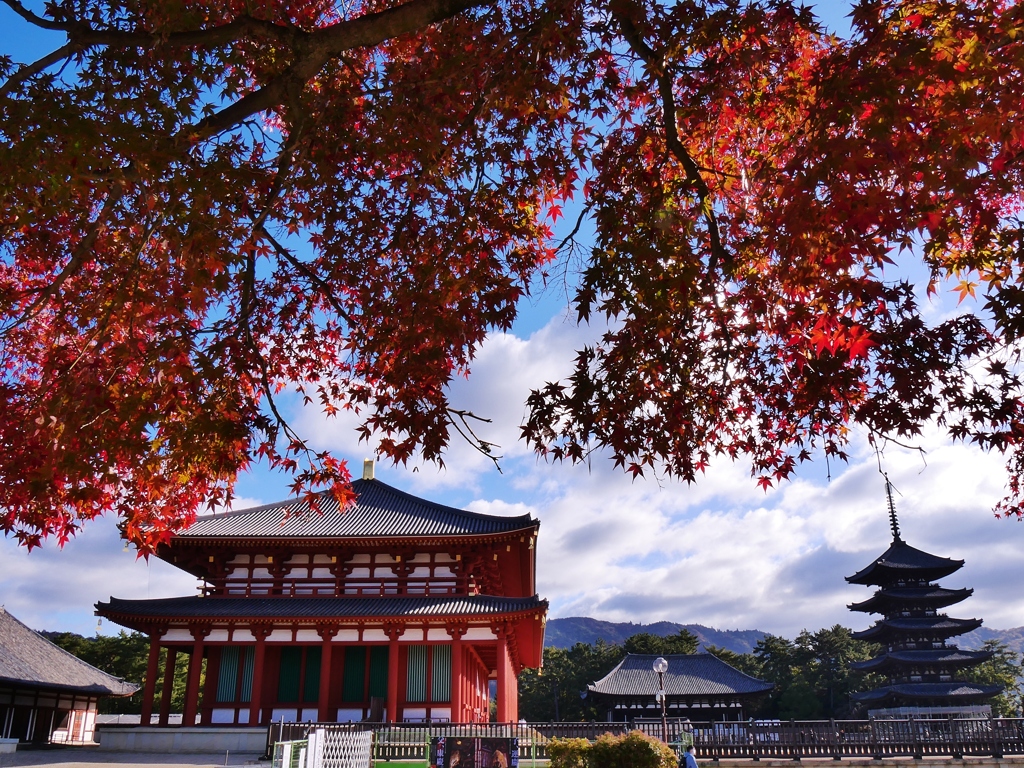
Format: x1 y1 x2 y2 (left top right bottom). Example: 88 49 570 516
96 476 547 726
0 607 137 744
587 653 772 722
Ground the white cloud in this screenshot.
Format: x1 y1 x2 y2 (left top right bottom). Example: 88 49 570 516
290 311 603 494
0 516 197 636
4 312 1024 645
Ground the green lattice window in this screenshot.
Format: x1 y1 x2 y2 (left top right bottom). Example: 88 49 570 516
277 647 302 703
342 647 366 703
369 646 389 699
431 645 451 703
406 647 427 703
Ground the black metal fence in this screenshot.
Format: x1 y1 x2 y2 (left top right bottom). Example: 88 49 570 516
268 717 1024 762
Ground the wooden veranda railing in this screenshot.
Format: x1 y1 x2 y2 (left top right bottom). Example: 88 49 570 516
267 716 1024 761
202 574 476 598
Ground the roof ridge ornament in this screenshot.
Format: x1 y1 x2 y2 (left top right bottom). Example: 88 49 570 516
885 473 903 543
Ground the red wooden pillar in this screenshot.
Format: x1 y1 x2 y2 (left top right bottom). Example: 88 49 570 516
158 647 177 726
508 652 519 722
200 646 218 726
385 626 403 723
496 627 511 723
183 625 210 726
317 624 338 722
448 624 465 723
140 629 165 726
249 626 272 726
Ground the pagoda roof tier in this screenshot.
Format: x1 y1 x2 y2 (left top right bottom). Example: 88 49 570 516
852 681 1002 704
172 479 537 542
846 540 963 586
852 616 982 643
96 594 546 625
850 648 994 673
849 586 973 614
588 653 773 700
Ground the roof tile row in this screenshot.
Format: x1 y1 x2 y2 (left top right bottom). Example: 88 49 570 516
176 479 537 540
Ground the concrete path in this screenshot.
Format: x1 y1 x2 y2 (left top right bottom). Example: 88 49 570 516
0 748 267 768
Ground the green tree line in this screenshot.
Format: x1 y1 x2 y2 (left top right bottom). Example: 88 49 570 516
520 627 1024 721
43 631 198 715
44 626 1021 719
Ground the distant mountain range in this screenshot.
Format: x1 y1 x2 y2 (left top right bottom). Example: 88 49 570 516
544 617 766 654
545 617 1024 655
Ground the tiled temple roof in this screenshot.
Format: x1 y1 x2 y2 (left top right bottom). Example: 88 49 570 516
852 616 982 643
588 653 772 699
0 607 137 696
847 540 963 586
852 681 1002 703
96 595 546 622
851 648 994 673
849 586 972 614
173 479 537 540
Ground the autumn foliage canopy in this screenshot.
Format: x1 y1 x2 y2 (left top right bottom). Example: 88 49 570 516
2 0 1024 550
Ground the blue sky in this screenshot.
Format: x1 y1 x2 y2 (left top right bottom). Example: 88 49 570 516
3 0 1023 642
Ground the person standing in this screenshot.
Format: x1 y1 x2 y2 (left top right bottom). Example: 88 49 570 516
682 744 699 768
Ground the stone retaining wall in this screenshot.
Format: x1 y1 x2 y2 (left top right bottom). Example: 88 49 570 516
98 726 268 753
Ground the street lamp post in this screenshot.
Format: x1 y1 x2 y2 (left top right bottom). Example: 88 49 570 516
653 656 669 744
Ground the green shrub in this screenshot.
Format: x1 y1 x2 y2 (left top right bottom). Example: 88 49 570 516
548 737 592 768
617 731 676 768
590 733 621 768
590 731 676 768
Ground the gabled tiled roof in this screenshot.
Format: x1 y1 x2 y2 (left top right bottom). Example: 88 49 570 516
588 654 772 699
852 681 1002 703
852 616 982 642
174 479 536 540
0 607 137 696
847 540 963 586
96 595 546 623
849 586 972 614
851 648 994 672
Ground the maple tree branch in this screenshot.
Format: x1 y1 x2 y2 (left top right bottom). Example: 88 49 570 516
0 42 81 99
252 120 309 234
555 204 591 254
448 408 503 468
233 246 308 461
259 226 353 325
611 5 730 286
867 429 928 461
0 1 303 47
4 0 494 144
1 182 128 337
0 0 66 30
188 0 494 142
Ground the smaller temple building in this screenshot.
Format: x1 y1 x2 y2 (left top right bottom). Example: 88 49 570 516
587 653 772 722
846 480 1001 714
0 607 137 744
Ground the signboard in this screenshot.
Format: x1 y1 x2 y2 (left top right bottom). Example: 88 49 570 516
430 737 519 768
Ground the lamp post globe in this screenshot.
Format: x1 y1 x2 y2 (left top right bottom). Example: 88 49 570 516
653 657 669 743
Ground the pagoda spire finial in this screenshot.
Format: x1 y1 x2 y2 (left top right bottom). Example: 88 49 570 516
885 474 902 542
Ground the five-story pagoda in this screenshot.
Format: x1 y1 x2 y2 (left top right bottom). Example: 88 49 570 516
846 479 1001 712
